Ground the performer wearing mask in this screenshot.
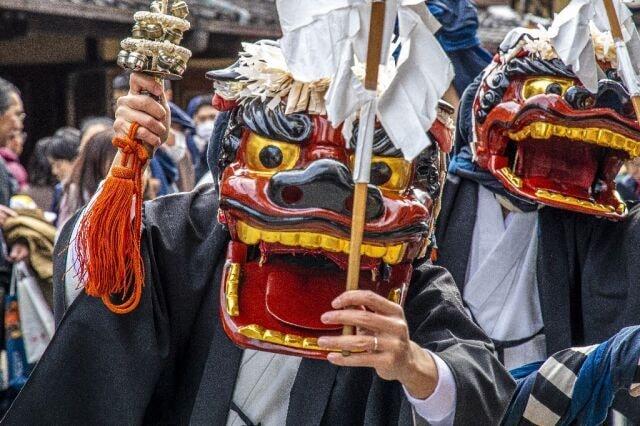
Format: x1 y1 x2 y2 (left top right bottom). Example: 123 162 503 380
2 40 514 425
436 24 640 420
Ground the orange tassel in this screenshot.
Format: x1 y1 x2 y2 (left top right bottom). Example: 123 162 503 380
430 247 439 263
76 122 148 314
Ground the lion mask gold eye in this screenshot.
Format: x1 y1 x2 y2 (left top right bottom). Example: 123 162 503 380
351 156 412 193
522 77 574 99
246 133 300 174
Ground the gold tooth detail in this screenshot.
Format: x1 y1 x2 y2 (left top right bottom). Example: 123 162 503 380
584 128 599 144
237 324 264 339
235 221 407 265
535 189 627 215
598 129 613 146
552 125 567 137
388 288 402 304
225 263 241 317
531 123 550 138
497 167 523 188
508 122 640 157
237 324 340 352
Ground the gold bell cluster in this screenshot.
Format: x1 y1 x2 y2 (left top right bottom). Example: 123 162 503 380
117 0 192 79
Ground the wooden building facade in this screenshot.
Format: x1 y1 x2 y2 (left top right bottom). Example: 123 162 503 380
0 0 280 160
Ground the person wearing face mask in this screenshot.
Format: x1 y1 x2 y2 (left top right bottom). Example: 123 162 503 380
151 103 195 194
187 94 218 184
187 95 218 182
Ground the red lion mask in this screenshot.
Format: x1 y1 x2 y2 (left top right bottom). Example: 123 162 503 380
207 43 453 358
473 30 640 219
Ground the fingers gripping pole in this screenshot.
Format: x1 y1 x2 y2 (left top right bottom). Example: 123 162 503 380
342 0 387 350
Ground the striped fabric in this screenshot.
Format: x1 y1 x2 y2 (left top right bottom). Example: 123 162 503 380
503 326 640 426
521 345 597 425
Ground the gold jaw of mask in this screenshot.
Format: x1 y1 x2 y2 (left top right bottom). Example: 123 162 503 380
235 220 407 265
508 122 640 157
497 167 627 215
223 261 404 352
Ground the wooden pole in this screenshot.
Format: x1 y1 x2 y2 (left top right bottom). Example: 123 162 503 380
603 0 640 119
342 0 386 348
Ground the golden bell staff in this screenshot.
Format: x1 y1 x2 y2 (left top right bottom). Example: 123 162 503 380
76 0 191 314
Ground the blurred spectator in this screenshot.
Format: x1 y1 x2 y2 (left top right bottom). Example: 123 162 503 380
79 116 113 148
111 72 130 113
27 138 57 211
187 94 217 182
0 130 28 192
149 150 179 197
46 133 80 227
112 72 172 111
616 158 640 203
3 195 56 388
54 127 81 143
65 129 117 215
0 78 23 205
0 78 24 144
188 94 218 124
159 103 195 193
143 169 161 201
3 195 56 306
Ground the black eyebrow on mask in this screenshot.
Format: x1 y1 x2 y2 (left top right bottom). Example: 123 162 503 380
241 97 313 143
349 124 403 158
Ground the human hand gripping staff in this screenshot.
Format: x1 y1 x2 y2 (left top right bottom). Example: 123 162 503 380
76 0 191 313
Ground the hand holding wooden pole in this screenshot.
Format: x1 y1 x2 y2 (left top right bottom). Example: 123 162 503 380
342 0 387 351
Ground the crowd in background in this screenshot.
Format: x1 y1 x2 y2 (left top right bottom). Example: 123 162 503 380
0 73 218 413
1 73 218 231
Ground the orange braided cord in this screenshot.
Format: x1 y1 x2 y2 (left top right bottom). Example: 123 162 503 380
76 121 148 314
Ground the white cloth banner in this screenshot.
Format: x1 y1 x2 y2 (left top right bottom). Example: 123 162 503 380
276 0 453 161
378 6 453 160
548 0 599 92
277 0 398 82
548 0 640 93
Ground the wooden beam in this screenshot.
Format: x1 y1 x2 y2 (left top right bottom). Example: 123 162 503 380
0 0 133 23
1 0 282 38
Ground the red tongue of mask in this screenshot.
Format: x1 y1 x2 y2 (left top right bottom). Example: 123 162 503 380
266 264 346 331
261 241 385 330
220 241 413 358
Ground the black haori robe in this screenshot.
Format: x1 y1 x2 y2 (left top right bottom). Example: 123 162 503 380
2 185 514 425
435 176 640 419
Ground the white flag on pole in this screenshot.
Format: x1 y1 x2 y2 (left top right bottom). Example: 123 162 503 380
276 0 453 161
547 0 599 92
548 0 640 93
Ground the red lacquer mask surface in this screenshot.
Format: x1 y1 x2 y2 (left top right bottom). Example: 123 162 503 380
213 93 453 358
473 47 640 219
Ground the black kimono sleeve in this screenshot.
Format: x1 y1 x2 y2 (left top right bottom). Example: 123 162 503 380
321 262 516 425
406 263 516 424
2 185 228 425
